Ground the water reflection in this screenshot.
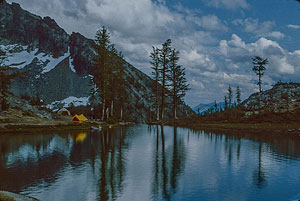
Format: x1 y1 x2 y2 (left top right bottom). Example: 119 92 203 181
0 125 300 201
253 142 266 188
73 132 87 143
151 126 186 200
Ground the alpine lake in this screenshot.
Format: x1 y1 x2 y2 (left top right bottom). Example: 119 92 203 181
1 124 300 201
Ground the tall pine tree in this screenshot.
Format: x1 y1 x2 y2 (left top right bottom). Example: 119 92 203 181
252 56 268 93
168 49 189 119
159 39 172 120
150 46 161 121
227 85 233 108
92 26 111 121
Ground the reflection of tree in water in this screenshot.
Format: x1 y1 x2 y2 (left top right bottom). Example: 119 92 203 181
151 125 186 200
253 143 266 188
0 128 130 200
97 127 128 201
68 127 129 201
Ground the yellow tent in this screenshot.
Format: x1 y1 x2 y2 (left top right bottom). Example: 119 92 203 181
72 114 88 123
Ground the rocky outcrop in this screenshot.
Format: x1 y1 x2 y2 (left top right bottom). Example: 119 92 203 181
241 83 300 114
0 191 39 201
0 1 194 122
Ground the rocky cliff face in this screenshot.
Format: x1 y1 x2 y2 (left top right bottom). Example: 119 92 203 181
241 83 300 114
0 1 193 122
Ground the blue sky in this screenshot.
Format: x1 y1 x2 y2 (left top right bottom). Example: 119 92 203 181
7 0 300 106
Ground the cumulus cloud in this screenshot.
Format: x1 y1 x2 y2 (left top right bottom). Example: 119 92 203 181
202 0 249 10
193 15 228 31
218 34 300 80
181 49 217 71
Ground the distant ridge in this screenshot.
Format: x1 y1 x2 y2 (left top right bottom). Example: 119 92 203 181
192 102 226 114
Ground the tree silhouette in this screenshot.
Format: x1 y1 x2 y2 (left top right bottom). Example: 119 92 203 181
150 46 161 121
168 49 190 119
252 56 268 93
159 39 172 120
236 86 241 105
227 85 233 108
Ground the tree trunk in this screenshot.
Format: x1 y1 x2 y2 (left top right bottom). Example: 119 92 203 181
156 106 159 121
120 106 123 122
155 80 159 121
102 99 106 121
110 100 114 118
161 68 166 120
258 70 262 93
174 102 177 119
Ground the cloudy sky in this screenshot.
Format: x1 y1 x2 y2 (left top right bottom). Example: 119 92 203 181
7 0 300 107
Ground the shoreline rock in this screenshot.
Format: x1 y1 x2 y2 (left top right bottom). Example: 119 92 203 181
0 191 39 201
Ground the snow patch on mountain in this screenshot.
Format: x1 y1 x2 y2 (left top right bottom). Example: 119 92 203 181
41 48 70 73
1 44 70 73
69 57 76 73
1 44 38 69
47 96 89 111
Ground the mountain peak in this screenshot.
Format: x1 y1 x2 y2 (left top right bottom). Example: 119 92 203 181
0 1 194 122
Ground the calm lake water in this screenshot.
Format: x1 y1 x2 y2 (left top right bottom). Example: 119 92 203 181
1 125 300 201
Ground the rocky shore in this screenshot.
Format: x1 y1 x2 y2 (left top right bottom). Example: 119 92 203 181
0 191 39 201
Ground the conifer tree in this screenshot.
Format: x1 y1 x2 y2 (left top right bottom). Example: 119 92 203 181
168 49 189 119
236 86 241 105
89 77 98 119
252 56 268 93
224 95 228 109
108 46 126 121
92 26 111 121
159 39 172 120
214 100 218 112
227 85 233 108
150 46 161 120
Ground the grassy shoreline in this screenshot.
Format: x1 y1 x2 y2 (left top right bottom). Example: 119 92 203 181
148 121 300 136
0 121 128 134
1 119 300 137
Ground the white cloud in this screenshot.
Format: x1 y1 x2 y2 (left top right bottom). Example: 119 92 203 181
274 57 295 74
287 24 300 29
218 34 300 80
267 31 285 39
233 18 284 39
203 0 249 10
85 0 176 40
181 49 217 71
194 15 228 31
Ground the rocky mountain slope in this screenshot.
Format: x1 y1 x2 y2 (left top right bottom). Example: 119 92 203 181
0 0 194 122
241 83 300 114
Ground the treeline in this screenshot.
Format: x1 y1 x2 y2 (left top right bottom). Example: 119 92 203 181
150 39 189 121
199 55 269 116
